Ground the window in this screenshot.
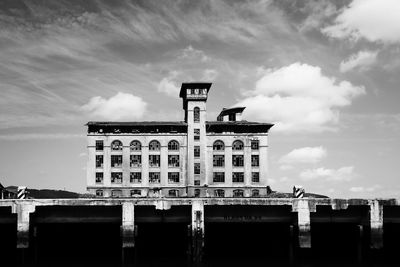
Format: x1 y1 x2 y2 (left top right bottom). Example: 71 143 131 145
194 163 200 174
130 155 141 168
131 190 141 197
251 155 259 167
213 155 225 167
233 189 244 197
130 140 141 151
252 172 260 183
96 190 103 197
194 180 200 186
111 172 123 183
149 140 161 151
130 172 142 183
168 155 179 167
232 172 244 183
251 140 259 150
95 172 103 184
111 190 122 198
168 189 178 197
194 189 201 197
168 140 179 150
213 172 225 183
214 189 225 197
232 155 244 167
194 107 200 122
95 140 104 151
194 146 200 158
149 155 160 167
96 155 103 168
168 172 180 183
194 129 200 141
228 113 236 121
213 140 225 151
252 190 260 197
111 140 123 151
232 140 244 150
149 172 160 183
111 155 122 168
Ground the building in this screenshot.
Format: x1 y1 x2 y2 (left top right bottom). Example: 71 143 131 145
86 83 273 198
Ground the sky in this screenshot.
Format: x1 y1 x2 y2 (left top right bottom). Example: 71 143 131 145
0 0 399 198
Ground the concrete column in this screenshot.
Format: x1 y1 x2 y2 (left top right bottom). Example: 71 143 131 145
190 200 204 263
122 145 130 189
357 224 364 266
121 202 135 266
293 199 311 248
370 200 383 249
14 202 36 249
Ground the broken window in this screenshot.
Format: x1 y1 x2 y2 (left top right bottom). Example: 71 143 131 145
194 189 201 197
232 140 244 150
168 140 180 150
252 172 260 183
233 189 244 197
96 190 103 197
111 140 123 151
149 155 160 167
130 172 142 183
168 189 179 197
168 172 180 183
213 140 225 151
149 172 160 183
213 155 225 167
252 190 260 197
194 180 200 186
251 155 259 167
130 140 141 151
95 172 103 184
194 129 200 141
194 163 200 174
149 140 161 151
96 155 104 168
213 172 225 183
232 172 244 183
111 172 123 184
131 190 141 197
194 107 200 122
232 155 244 167
111 155 122 168
95 140 104 151
168 155 179 167
251 140 259 150
194 146 200 158
130 155 141 168
111 190 122 198
214 189 225 197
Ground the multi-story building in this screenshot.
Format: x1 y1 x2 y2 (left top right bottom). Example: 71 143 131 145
86 83 273 198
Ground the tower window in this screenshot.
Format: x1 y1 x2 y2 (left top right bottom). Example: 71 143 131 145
194 163 200 174
96 155 103 168
95 172 103 184
251 140 259 150
251 155 259 167
252 172 260 183
194 129 200 141
111 140 123 151
95 140 104 151
194 107 200 122
194 146 200 158
194 189 201 197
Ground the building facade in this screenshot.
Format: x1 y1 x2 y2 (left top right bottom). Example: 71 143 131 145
86 83 273 198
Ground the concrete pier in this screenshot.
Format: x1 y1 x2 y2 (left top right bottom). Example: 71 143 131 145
370 199 383 249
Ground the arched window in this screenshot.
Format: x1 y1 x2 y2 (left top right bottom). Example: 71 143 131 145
213 140 225 151
193 107 200 122
251 190 260 197
232 140 244 150
130 140 141 151
95 190 103 197
131 189 141 197
214 189 225 197
168 140 179 150
111 140 123 151
149 140 161 151
233 189 244 197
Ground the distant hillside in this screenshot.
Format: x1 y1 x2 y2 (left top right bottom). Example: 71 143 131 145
28 189 81 199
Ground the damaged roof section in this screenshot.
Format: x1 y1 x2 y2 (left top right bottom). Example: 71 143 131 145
206 121 273 134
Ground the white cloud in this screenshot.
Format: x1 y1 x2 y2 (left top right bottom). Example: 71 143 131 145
350 184 381 193
280 165 294 171
178 46 209 62
157 71 181 97
280 146 327 164
81 92 147 120
0 133 84 141
300 166 355 182
322 0 400 44
202 69 218 81
340 50 378 72
237 63 365 133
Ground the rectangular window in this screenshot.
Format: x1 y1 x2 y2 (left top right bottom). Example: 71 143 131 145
213 155 225 167
111 155 122 168
252 172 260 183
194 129 200 141
130 155 141 168
213 172 225 183
232 172 244 183
232 155 244 167
251 155 259 167
95 140 104 151
194 163 200 174
95 172 103 184
194 180 200 186
149 155 160 167
130 172 142 183
251 140 259 150
168 172 180 183
96 155 104 168
111 190 122 198
111 172 123 184
168 155 180 167
149 172 160 183
194 146 200 158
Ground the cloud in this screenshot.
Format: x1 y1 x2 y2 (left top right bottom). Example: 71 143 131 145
350 185 381 193
0 133 84 141
300 166 355 182
340 50 378 72
322 0 400 44
178 46 209 62
236 63 365 133
157 71 181 97
81 92 147 120
202 69 218 81
280 146 327 164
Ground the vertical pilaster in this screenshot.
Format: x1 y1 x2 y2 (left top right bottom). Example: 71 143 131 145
244 141 252 190
15 202 36 249
122 144 130 191
161 144 168 187
370 200 383 249
142 144 149 189
293 199 311 248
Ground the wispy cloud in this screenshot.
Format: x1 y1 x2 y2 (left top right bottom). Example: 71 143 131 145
340 50 378 73
0 133 84 141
